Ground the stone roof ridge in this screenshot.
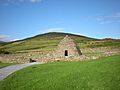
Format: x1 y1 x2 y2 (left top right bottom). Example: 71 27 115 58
64 35 72 39
59 35 74 44
65 35 68 37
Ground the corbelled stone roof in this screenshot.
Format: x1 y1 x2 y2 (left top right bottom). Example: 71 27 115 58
59 35 75 45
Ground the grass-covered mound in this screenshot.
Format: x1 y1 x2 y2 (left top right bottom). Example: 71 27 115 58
0 55 120 90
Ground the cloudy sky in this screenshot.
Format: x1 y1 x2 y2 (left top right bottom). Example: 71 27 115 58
0 0 120 41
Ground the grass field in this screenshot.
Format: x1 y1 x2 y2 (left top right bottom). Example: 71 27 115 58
0 55 120 90
0 63 14 69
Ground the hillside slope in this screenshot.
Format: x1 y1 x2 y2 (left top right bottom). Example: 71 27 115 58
0 32 120 53
0 32 96 53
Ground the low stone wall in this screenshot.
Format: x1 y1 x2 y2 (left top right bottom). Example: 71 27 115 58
0 51 55 63
0 54 28 63
0 47 120 63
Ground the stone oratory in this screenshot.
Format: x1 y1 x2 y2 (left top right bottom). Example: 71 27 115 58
55 35 82 60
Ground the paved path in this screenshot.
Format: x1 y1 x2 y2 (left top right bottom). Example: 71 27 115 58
0 62 44 80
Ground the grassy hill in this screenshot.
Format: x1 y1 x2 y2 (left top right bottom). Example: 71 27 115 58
0 41 7 47
0 32 96 53
0 55 120 90
0 32 120 53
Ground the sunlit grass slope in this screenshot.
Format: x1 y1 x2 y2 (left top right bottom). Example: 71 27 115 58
0 32 96 53
0 55 120 90
0 32 120 53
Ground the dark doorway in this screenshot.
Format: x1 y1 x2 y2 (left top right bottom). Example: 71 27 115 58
29 58 36 63
65 50 68 56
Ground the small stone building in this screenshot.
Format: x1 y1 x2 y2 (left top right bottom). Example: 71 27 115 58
55 35 82 60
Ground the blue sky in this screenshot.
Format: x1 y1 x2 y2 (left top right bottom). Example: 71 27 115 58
0 0 120 41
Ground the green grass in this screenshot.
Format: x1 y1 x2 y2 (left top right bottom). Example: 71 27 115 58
0 55 120 90
0 32 120 53
87 39 120 48
0 63 14 69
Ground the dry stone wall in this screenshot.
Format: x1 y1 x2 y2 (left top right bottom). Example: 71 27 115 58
0 47 120 63
0 51 55 63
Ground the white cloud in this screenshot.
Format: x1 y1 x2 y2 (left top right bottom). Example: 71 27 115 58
10 38 21 41
46 28 65 32
0 0 44 5
96 12 120 24
39 28 64 33
39 28 65 34
30 0 43 3
0 35 9 41
99 21 111 24
68 32 89 37
0 35 7 39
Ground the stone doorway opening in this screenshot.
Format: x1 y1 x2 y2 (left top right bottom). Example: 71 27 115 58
29 58 37 63
65 50 68 56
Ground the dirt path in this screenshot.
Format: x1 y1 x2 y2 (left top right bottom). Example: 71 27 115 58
0 62 44 80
